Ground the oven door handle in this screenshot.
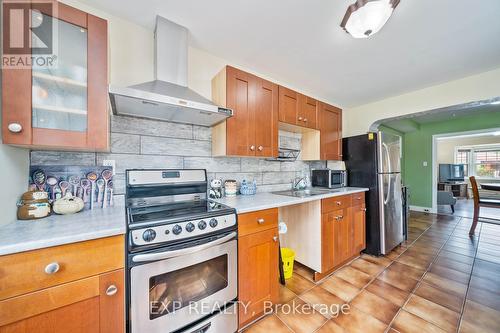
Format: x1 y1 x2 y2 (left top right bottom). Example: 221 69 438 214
131 232 237 263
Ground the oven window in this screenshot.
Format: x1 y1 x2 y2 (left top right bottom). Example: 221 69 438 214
149 254 228 320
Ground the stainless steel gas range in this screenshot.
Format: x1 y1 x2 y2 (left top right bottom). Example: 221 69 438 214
125 169 238 333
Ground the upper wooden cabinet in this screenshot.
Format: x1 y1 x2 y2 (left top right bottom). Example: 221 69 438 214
1 2 109 151
320 102 343 161
278 87 318 129
278 86 299 125
212 66 278 157
299 94 318 129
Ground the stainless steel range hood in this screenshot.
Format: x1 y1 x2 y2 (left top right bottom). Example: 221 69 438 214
109 16 232 127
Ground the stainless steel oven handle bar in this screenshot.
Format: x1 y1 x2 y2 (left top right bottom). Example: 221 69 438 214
132 232 237 263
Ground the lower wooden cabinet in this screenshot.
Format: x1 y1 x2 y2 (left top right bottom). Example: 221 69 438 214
0 236 124 333
321 194 366 273
351 204 367 254
238 209 279 329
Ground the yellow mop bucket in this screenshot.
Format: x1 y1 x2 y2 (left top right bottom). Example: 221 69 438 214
281 248 295 279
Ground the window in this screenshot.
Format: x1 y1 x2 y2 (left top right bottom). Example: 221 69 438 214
474 149 500 179
455 149 470 176
455 146 500 179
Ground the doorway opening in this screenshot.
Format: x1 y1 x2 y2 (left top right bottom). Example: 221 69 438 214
433 129 500 220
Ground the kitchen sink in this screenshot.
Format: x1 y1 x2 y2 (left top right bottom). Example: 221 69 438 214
272 188 341 198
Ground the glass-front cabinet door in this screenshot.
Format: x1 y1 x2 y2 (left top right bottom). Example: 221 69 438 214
1 2 108 151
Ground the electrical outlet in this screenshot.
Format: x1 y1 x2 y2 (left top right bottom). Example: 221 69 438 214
102 160 116 174
423 161 428 167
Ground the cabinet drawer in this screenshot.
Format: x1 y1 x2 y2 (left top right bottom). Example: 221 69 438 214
351 192 365 206
322 195 351 213
238 208 278 237
0 235 124 301
0 275 100 327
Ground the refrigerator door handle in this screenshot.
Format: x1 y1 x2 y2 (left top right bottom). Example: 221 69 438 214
382 143 391 205
383 143 392 174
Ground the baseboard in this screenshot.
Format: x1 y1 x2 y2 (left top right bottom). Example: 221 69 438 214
410 205 437 214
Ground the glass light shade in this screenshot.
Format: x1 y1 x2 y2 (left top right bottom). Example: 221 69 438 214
342 0 397 38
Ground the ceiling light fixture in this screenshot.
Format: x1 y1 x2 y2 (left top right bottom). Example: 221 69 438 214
341 0 400 38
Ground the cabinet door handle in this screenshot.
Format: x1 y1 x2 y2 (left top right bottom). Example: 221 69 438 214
298 116 303 121
106 284 118 296
273 236 278 242
44 262 60 275
336 201 342 206
304 118 308 122
362 208 367 212
258 145 263 151
7 123 23 133
257 218 265 224
250 145 255 151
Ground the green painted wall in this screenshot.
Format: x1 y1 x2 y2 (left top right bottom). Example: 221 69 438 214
403 112 500 208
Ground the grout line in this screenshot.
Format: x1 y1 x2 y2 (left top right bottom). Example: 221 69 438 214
382 215 462 332
456 220 483 333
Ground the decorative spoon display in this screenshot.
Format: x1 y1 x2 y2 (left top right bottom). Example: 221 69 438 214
86 172 98 209
69 175 80 196
59 180 69 197
96 179 105 207
46 176 59 201
101 169 113 208
80 179 91 203
33 170 46 191
107 181 114 206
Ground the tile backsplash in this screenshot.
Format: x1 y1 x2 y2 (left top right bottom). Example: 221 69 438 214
30 115 325 196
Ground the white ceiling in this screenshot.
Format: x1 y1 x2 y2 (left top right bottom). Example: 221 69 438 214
81 0 500 107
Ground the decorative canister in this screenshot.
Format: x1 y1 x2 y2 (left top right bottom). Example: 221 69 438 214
53 193 85 215
17 191 51 220
224 180 238 197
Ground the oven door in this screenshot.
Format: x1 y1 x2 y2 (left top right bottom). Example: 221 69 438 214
130 233 237 333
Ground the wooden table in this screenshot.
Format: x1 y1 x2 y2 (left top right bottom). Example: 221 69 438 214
481 183 500 191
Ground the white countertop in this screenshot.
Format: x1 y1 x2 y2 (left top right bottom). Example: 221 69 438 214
214 187 369 214
0 188 368 256
0 198 126 256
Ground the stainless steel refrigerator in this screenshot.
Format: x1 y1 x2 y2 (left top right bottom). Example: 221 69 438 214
343 132 404 255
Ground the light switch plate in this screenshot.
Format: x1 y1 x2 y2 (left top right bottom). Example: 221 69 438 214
102 160 116 174
423 161 428 167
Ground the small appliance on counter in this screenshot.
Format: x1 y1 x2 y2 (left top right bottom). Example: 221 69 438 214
311 169 348 189
17 191 51 220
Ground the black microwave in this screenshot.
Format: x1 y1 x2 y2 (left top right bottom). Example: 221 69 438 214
311 169 347 189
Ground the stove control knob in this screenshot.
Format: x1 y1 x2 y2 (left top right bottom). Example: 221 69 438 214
209 218 218 228
172 225 182 235
198 220 207 230
186 222 195 233
142 229 156 242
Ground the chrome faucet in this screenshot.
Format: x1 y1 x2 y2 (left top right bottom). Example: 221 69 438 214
292 177 307 191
